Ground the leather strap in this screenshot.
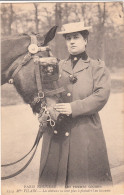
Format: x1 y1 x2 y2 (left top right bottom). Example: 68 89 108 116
1 126 44 180
1 125 43 167
44 87 65 96
34 58 44 97
30 34 38 45
6 53 32 81
11 53 32 79
1 146 37 180
2 34 63 180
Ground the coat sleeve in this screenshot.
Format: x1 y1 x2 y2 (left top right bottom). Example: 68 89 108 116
70 60 111 117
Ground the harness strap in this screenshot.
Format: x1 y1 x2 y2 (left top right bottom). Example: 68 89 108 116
1 126 44 180
44 87 65 96
1 125 43 167
34 57 44 97
1 147 38 180
30 34 38 45
30 87 65 107
11 53 32 79
7 52 32 82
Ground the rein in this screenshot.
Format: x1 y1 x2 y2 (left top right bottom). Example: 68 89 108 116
1 33 65 180
1 125 43 180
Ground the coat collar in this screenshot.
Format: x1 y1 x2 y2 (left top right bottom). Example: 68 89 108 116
62 57 90 74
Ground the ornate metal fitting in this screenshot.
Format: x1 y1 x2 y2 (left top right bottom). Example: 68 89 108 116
47 116 55 127
8 78 14 84
38 46 50 52
34 96 41 104
69 75 77 84
28 44 39 54
38 92 44 99
41 106 56 127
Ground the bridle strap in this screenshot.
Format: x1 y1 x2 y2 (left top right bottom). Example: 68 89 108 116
5 53 31 81
34 56 44 98
1 125 44 180
30 34 38 45
2 34 65 180
6 34 39 81
1 125 42 167
44 87 65 96
1 146 37 180
11 53 32 79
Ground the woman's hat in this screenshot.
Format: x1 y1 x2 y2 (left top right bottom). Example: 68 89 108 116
57 22 92 35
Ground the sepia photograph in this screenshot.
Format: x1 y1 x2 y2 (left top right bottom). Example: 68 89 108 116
1 1 124 195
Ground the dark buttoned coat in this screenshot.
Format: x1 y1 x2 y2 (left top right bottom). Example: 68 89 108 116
38 57 112 187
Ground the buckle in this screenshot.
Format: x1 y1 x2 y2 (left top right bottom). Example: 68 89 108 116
38 92 44 99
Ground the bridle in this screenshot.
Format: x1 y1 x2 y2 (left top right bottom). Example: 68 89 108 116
1 33 65 180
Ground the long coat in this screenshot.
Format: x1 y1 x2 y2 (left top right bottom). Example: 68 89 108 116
38 57 112 187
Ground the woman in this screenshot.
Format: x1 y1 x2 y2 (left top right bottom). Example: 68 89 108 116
38 22 112 187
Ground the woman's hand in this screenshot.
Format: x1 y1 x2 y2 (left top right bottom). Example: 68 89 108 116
54 103 72 116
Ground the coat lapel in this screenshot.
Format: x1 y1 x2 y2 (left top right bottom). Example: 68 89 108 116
62 58 73 74
73 57 90 73
62 57 90 74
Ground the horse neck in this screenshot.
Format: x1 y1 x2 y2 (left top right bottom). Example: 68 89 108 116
11 35 30 57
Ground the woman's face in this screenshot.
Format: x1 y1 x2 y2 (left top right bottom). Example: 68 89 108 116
65 32 87 55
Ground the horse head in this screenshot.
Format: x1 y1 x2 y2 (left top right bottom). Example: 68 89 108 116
1 26 57 84
1 26 73 181
1 26 69 134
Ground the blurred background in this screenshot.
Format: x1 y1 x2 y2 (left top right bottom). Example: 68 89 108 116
1 2 124 189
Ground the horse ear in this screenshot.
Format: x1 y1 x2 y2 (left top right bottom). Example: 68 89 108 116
43 26 58 46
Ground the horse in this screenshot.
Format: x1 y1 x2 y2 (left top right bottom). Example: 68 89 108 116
1 26 70 180
1 26 63 117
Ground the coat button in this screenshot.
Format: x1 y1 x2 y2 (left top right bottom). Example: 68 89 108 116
54 130 58 134
65 132 69 136
74 57 78 61
67 93 71 97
